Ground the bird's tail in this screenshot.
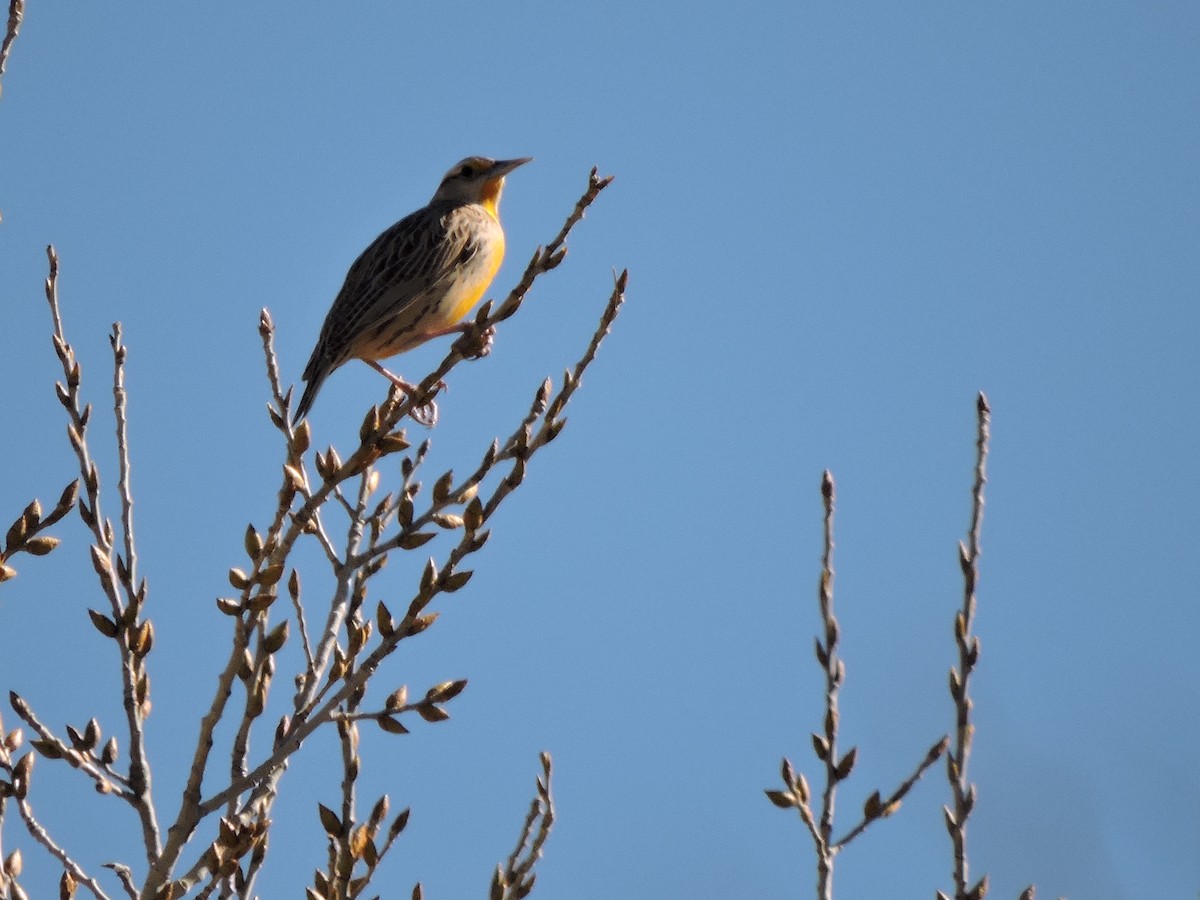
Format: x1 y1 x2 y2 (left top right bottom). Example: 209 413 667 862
293 368 326 422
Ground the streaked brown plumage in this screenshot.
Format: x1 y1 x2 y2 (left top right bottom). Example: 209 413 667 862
295 155 532 421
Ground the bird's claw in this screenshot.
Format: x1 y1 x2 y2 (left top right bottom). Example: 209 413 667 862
410 399 439 428
406 380 446 428
455 324 496 360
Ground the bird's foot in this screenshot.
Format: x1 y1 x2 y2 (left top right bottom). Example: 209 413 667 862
453 323 496 360
369 360 443 428
410 397 439 428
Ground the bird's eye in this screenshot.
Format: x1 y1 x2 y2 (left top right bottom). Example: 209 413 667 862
459 165 475 178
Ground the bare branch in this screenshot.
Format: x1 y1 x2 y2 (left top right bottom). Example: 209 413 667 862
15 797 112 900
832 735 948 849
40 247 161 861
0 480 78 585
491 753 555 900
8 693 131 798
108 324 140 611
0 0 23 86
944 392 992 900
768 470 950 898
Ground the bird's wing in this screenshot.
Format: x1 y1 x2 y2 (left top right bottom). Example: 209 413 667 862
303 205 486 378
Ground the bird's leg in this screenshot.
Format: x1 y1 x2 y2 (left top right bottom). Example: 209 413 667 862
365 360 417 394
364 360 439 428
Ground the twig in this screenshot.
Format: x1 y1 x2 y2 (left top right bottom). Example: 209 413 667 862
8 692 132 797
41 247 162 861
491 753 555 900
940 392 991 900
831 735 948 849
15 797 111 899
109 325 140 609
0 479 78 585
0 0 22 84
814 471 845 898
766 472 947 899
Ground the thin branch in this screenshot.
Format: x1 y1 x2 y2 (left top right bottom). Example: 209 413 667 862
0 0 23 84
8 693 133 798
492 753 555 900
109 324 140 606
41 247 161 861
0 479 78 585
15 797 112 900
766 471 948 899
943 392 991 900
832 735 948 849
814 471 841 900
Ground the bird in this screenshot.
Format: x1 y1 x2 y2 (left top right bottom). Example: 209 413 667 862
294 155 533 422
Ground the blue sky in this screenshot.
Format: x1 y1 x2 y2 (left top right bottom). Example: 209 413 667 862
2 3 1197 898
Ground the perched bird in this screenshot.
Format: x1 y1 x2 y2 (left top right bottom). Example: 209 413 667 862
294 155 532 422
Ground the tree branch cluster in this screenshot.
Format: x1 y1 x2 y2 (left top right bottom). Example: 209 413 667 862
1 169 619 900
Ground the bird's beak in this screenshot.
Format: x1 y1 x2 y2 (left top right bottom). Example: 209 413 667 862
490 157 533 178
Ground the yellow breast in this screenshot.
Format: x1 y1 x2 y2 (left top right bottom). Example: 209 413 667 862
446 229 505 325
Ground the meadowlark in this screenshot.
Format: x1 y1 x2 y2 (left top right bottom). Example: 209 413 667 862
294 156 532 422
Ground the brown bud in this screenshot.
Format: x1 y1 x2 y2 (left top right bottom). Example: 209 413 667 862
24 536 60 556
834 746 857 780
248 592 276 614
88 609 119 638
425 680 466 703
131 620 154 657
463 498 484 533
863 790 883 819
30 739 61 760
419 559 438 593
376 601 395 638
398 531 435 550
416 703 449 723
368 795 390 831
403 613 438 637
292 419 311 455
377 715 409 735
3 728 23 752
432 470 454 504
262 620 289 655
378 432 410 454
243 525 263 561
360 406 381 442
764 789 795 809
390 807 411 841
256 564 284 587
811 733 829 762
6 512 29 550
317 804 342 837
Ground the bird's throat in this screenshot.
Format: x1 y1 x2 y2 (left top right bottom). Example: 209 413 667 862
481 177 504 220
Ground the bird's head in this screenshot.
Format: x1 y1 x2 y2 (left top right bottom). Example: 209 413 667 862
431 156 533 215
